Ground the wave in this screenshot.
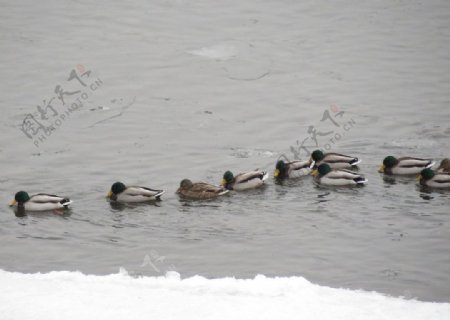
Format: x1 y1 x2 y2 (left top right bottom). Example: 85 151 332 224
0 269 448 320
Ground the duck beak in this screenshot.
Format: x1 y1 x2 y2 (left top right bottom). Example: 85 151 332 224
106 191 112 198
9 199 17 206
221 179 226 187
378 165 385 173
311 169 319 177
274 169 280 177
309 161 315 169
416 174 421 181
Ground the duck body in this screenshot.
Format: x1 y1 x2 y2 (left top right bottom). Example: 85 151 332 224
437 158 450 173
274 160 311 179
418 168 450 188
107 182 164 203
310 150 360 169
312 164 367 186
379 156 435 175
177 179 228 200
222 170 268 191
10 191 72 211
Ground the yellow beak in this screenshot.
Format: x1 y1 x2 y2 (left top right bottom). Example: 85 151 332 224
311 169 319 177
378 165 385 173
106 191 112 198
274 169 280 177
416 174 421 181
221 179 226 187
9 199 17 206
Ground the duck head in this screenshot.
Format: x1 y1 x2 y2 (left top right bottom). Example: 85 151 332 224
310 150 325 168
274 160 287 178
221 171 234 187
178 179 193 192
107 182 126 198
417 168 435 181
312 163 332 176
10 191 30 206
379 156 398 173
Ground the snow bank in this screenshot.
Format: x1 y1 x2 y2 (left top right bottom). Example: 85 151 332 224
0 269 448 320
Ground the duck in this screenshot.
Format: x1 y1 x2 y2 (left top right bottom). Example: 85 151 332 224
9 191 72 211
274 159 311 179
176 179 228 200
417 168 450 188
221 170 268 191
311 163 367 186
106 181 165 203
379 156 435 175
437 158 450 173
309 150 361 169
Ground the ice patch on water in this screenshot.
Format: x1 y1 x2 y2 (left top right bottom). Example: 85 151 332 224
383 138 438 150
0 269 448 320
187 44 239 61
229 147 276 158
187 42 272 80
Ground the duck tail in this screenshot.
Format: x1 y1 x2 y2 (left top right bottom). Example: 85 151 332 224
60 199 73 207
155 190 165 199
261 171 269 181
354 177 368 185
350 158 361 166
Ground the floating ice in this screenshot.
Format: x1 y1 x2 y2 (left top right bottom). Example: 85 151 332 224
1 269 449 320
229 147 276 158
187 44 239 61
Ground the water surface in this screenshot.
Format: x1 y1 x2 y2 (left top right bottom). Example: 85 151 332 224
1 0 449 302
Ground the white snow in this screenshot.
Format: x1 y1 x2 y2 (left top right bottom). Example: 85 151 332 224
0 269 449 320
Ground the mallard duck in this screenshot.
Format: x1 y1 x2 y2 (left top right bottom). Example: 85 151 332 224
106 182 164 203
379 156 435 175
311 163 367 186
221 170 268 190
274 160 311 178
310 150 361 169
417 168 450 188
9 191 72 211
176 179 228 199
437 158 450 173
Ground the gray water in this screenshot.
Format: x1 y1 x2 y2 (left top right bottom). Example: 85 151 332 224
1 0 450 302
